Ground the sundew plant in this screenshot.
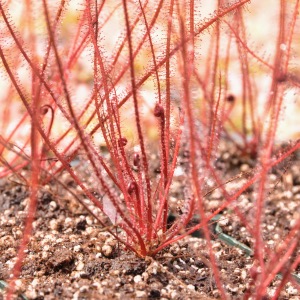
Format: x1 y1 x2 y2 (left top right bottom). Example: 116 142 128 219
0 0 300 298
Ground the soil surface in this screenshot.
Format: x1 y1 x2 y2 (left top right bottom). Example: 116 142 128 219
1 143 300 299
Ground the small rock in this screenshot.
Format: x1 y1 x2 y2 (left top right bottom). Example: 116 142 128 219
49 201 57 211
76 261 85 271
25 289 37 299
73 245 81 252
187 284 195 291
134 275 142 283
101 245 113 257
240 164 250 172
286 285 298 296
136 290 147 298
49 219 58 230
283 190 293 199
241 270 247 280
64 217 73 228
109 270 119 276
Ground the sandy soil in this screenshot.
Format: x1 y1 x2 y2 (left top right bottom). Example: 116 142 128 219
0 143 300 299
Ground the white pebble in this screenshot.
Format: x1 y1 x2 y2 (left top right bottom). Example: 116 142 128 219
283 190 293 199
187 284 195 291
102 245 112 257
86 216 94 225
136 290 147 298
25 289 37 299
15 279 23 288
290 219 296 227
286 285 298 296
31 278 39 287
73 245 81 252
111 270 120 276
218 218 229 226
241 270 247 280
43 245 50 251
240 164 250 172
86 227 95 236
64 217 73 227
49 201 57 211
134 275 142 283
76 261 85 271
